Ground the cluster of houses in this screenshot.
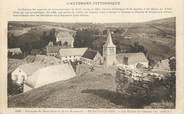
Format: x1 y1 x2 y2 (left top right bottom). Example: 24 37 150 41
9 27 152 93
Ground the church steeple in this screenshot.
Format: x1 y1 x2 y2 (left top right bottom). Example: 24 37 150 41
103 30 115 48
103 30 117 67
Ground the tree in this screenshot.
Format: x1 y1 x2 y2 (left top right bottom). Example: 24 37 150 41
21 42 32 57
74 29 95 48
47 29 56 44
132 41 148 55
8 33 17 48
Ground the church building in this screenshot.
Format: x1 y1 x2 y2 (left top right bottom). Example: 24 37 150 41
103 30 117 67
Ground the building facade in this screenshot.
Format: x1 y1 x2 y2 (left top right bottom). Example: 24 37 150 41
81 49 103 65
59 48 88 62
55 31 74 48
46 41 61 57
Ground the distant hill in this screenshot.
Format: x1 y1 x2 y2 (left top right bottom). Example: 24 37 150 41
8 17 176 64
146 17 176 36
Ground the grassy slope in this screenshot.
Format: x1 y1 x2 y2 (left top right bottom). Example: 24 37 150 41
117 17 175 62
8 64 173 108
8 65 120 108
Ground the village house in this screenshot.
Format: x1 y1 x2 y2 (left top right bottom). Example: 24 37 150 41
116 53 149 69
38 25 76 48
46 42 61 56
59 48 88 62
153 57 175 71
11 63 45 86
11 62 76 92
55 31 74 48
80 49 103 65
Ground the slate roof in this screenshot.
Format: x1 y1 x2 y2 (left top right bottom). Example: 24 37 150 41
59 48 88 57
81 49 99 60
117 53 148 65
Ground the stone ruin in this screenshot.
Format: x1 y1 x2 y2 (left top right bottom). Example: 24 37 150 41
115 65 165 97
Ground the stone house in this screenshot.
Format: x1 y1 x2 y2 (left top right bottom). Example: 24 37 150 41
11 63 45 86
81 49 103 65
116 53 149 69
46 42 61 56
11 63 76 92
55 32 74 48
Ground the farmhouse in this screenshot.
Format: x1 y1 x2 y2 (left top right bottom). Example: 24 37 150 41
59 48 88 62
116 53 149 69
153 57 175 71
11 63 76 92
11 63 45 85
56 32 74 48
81 49 103 65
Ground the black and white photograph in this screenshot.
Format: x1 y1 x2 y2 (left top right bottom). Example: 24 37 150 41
7 17 176 109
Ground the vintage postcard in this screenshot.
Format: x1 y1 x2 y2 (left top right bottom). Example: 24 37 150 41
0 0 184 114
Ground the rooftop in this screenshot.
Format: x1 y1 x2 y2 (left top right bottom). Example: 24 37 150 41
18 63 46 76
82 49 99 60
59 48 88 57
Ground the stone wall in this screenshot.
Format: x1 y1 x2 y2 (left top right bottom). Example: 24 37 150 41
115 65 171 99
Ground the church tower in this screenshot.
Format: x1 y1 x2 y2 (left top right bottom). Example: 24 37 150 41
103 30 116 67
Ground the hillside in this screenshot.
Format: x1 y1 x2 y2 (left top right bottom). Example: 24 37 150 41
8 64 173 108
8 65 119 108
